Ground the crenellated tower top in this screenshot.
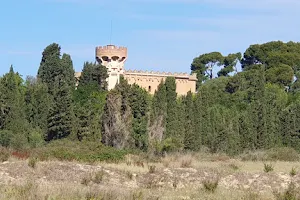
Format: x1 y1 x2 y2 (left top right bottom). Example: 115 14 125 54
96 45 127 64
96 44 128 90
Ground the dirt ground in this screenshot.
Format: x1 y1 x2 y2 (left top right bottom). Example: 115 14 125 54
0 155 300 200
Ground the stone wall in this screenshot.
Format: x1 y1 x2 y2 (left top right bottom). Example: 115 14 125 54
123 70 197 95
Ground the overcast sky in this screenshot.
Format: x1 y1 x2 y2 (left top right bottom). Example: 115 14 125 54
0 0 299 77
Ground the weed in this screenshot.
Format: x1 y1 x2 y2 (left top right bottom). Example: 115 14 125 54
132 190 144 200
228 163 239 171
125 170 133 180
28 157 38 168
173 176 179 189
0 147 10 162
148 165 156 174
180 155 193 168
93 170 104 184
263 163 274 173
202 179 219 193
290 167 297 177
81 175 92 186
162 157 171 168
274 182 300 200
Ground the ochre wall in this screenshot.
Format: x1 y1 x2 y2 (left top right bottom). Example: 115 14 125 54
124 71 197 95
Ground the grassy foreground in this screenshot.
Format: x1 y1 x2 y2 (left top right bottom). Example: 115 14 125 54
0 142 300 199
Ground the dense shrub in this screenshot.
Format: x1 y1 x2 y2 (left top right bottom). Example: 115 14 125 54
239 147 300 162
30 139 129 163
0 130 13 147
266 147 300 162
0 147 10 162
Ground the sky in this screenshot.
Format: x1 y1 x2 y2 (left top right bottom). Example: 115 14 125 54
0 0 300 78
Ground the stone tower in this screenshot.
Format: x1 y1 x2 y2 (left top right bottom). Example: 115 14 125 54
96 45 128 90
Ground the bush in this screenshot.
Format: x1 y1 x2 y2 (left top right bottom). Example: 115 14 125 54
10 133 29 151
30 139 129 163
267 147 300 162
0 147 10 162
203 179 219 193
0 130 13 147
239 151 268 161
28 128 44 148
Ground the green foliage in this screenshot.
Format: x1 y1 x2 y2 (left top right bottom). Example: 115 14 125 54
3 40 300 161
191 51 224 87
242 41 300 87
28 128 44 148
0 130 13 147
129 84 150 150
78 61 108 91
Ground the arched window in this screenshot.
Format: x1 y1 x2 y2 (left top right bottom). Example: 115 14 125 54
148 86 151 92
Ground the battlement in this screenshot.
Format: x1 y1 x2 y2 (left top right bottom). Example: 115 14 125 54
124 70 197 80
96 45 127 59
96 45 127 50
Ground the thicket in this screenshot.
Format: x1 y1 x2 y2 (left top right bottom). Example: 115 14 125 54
1 41 300 161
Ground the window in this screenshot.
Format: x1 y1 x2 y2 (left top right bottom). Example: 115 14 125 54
148 86 151 92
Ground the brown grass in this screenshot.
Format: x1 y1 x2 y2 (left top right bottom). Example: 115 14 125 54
0 150 299 199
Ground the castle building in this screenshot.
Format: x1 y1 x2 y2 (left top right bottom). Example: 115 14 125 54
75 44 197 95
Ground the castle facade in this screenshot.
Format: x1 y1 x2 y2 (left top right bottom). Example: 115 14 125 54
75 44 197 95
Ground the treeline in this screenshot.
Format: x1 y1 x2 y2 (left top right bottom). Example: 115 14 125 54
1 41 300 156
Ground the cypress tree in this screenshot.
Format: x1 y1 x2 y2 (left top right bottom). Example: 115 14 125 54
37 43 76 141
183 91 198 150
129 84 150 151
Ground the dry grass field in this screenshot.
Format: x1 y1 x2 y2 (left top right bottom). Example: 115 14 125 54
0 150 300 200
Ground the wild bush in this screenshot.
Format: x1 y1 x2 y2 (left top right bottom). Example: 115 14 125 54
0 147 10 162
267 147 300 162
274 182 300 200
180 154 193 168
28 157 38 168
30 139 129 163
202 179 219 193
